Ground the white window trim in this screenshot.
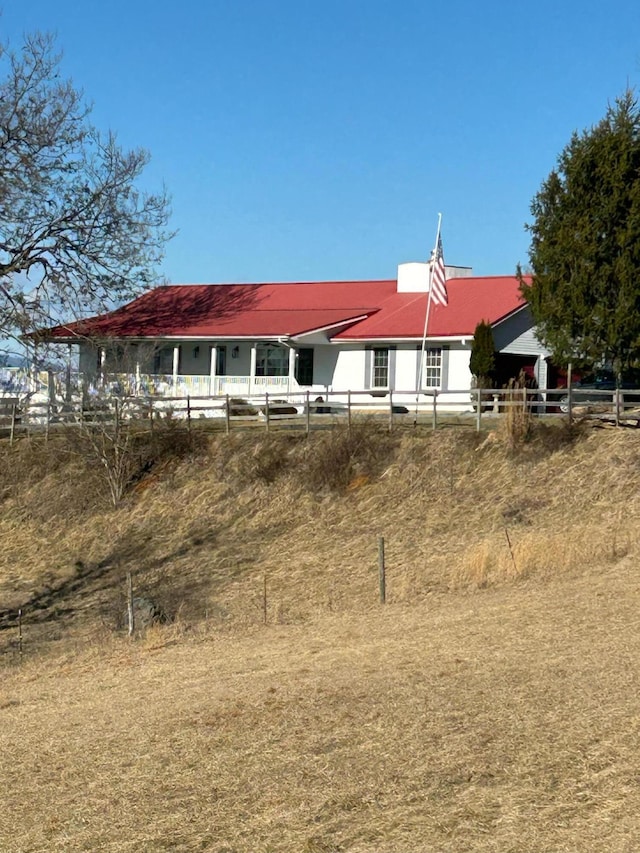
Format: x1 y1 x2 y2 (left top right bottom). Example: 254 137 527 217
371 347 390 389
423 347 442 389
255 344 289 377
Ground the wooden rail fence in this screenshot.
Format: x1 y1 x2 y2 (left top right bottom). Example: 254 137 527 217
1 385 638 442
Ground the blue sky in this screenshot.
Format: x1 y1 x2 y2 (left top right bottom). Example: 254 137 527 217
3 0 640 284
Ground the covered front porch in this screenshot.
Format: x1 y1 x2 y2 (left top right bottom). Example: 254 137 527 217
77 338 321 398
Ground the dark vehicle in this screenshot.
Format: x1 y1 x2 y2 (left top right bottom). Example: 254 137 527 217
558 369 640 413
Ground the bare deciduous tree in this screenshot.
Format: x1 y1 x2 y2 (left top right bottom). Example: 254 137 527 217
79 400 137 508
0 32 172 346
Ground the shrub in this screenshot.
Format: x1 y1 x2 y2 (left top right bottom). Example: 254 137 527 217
75 415 207 507
470 320 497 388
300 421 397 493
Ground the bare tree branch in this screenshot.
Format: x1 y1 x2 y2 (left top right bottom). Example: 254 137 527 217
0 32 173 344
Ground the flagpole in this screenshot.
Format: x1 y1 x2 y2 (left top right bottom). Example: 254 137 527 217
414 212 442 422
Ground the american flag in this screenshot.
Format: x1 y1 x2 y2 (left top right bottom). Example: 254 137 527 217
430 234 448 306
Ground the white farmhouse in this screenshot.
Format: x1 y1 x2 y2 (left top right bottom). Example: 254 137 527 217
43 261 549 405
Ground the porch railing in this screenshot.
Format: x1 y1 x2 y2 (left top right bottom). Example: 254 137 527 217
0 372 299 399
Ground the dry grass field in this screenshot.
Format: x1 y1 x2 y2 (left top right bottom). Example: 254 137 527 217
2 418 640 851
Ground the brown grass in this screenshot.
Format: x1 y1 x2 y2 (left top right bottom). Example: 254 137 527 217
2 422 640 850
4 564 640 852
1 421 637 634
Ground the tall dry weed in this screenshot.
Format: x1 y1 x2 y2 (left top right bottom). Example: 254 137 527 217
452 519 635 590
300 421 398 493
500 377 534 447
220 433 301 486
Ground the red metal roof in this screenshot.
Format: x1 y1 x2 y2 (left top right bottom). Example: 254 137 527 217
47 276 527 341
334 276 527 339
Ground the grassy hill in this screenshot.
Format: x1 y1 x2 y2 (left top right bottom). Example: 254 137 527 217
2 419 640 851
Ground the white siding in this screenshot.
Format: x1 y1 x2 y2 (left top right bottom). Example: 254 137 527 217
448 347 472 392
492 307 550 357
179 343 207 375
328 342 474 407
311 345 340 388
331 347 366 390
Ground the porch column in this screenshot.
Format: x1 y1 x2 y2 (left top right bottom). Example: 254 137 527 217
172 345 180 393
100 346 107 384
30 343 38 393
288 346 296 394
249 344 257 398
135 359 141 395
47 370 56 406
209 345 217 396
535 356 548 391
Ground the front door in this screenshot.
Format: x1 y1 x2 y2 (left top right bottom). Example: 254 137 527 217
216 345 227 376
295 348 314 385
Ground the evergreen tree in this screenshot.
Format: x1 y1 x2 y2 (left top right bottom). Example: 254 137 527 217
469 320 496 387
519 91 640 373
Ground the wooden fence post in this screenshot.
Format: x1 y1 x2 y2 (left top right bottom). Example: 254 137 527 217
225 394 231 434
305 390 310 436
504 525 518 576
187 395 192 434
10 404 16 446
432 391 438 431
265 391 270 432
347 390 352 433
18 608 22 658
388 391 394 433
45 401 50 442
476 387 482 432
126 572 135 637
567 362 573 424
263 574 268 624
378 536 386 604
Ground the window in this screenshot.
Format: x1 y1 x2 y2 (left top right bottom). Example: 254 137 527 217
154 346 174 375
424 347 442 387
256 345 288 377
372 348 389 388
